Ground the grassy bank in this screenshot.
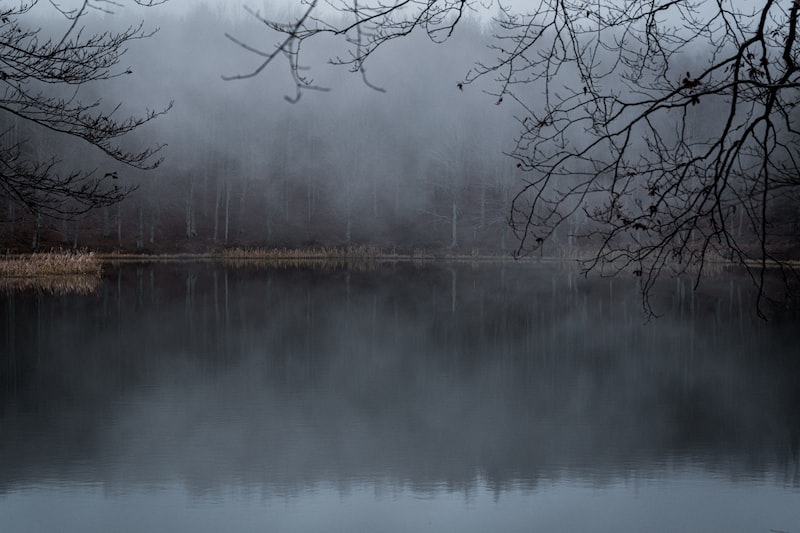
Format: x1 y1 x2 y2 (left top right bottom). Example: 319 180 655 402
96 246 531 262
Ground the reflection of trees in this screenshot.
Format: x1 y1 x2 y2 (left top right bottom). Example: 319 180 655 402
0 264 798 495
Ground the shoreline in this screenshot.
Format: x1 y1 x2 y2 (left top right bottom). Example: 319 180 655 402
2 247 797 278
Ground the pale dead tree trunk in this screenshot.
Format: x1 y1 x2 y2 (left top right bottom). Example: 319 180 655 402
284 171 290 223
345 176 352 244
31 210 40 250
201 164 210 220
473 191 484 243
238 175 249 236
450 200 458 249
185 175 196 239
345 203 352 244
479 176 486 231
149 205 157 245
372 174 378 219
306 179 314 225
224 176 230 244
72 218 79 250
116 202 122 249
213 177 222 243
135 206 143 250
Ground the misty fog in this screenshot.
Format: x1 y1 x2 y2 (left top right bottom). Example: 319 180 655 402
1 3 529 252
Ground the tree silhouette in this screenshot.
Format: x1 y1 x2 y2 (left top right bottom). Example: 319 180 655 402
231 0 800 316
0 0 170 218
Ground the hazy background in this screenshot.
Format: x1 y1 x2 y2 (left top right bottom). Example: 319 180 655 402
1 1 528 252
1 1 797 255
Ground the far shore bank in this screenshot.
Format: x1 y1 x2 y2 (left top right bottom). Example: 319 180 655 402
2 246 797 280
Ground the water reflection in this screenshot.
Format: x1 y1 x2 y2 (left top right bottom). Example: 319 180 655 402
1 262 798 529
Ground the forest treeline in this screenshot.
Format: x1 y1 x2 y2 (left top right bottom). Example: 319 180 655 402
0 3 798 255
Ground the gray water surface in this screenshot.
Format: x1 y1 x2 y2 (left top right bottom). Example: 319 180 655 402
1 262 798 532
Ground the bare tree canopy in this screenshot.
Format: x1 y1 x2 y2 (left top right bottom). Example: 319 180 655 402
0 0 170 218
230 0 800 316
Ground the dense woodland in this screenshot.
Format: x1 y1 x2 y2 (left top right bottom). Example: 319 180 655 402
0 3 798 255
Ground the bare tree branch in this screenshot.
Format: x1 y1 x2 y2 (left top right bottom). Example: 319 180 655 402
234 0 800 317
0 0 171 218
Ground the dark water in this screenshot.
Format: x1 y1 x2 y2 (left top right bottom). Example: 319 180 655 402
1 262 798 532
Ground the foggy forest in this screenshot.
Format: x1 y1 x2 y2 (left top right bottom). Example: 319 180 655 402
0 2 525 253
2 0 797 264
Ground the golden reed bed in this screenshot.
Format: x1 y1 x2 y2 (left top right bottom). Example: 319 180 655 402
1 250 102 293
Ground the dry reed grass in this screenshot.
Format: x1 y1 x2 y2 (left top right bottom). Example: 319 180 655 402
0 250 102 294
0 250 102 277
217 245 391 260
217 246 396 271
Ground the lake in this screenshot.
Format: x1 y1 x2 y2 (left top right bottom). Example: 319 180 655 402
1 261 798 532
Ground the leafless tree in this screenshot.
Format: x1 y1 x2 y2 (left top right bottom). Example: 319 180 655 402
0 0 170 218
230 0 800 316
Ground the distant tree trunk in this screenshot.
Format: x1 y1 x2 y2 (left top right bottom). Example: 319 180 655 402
61 218 69 244
213 177 222 243
264 187 273 241
306 179 314 225
72 218 80 250
7 199 15 236
394 172 400 216
345 207 352 244
224 177 230 244
238 176 249 236
185 178 194 239
450 200 458 249
102 206 111 238
201 165 210 219
737 206 744 239
31 210 41 250
344 171 352 244
185 175 196 239
373 175 378 219
149 205 158 245
136 206 143 250
480 177 486 229
284 172 290 223
117 202 123 249
345 193 352 245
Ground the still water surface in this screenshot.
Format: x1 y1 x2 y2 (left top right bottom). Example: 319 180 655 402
1 262 798 532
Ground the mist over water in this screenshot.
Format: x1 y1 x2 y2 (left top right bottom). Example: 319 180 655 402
1 263 798 532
